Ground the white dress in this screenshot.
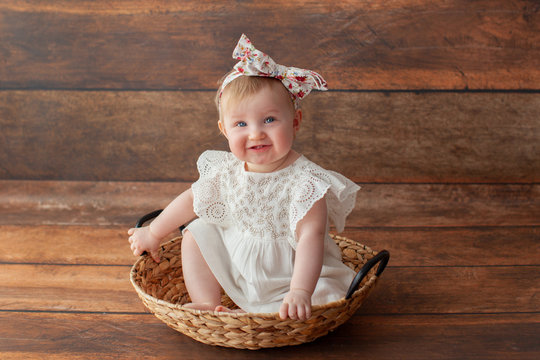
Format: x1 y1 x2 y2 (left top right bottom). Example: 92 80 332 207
186 150 360 313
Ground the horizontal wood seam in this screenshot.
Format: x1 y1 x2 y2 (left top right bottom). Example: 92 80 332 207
326 182 540 186
347 225 540 230
1 88 540 93
2 262 538 268
0 262 132 267
0 309 150 315
1 180 537 186
386 265 540 269
354 311 540 317
1 309 538 317
4 224 535 230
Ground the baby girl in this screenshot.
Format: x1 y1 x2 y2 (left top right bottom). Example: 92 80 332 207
128 34 359 321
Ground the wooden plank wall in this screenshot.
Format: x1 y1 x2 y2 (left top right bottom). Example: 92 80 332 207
0 0 539 359
1 0 539 183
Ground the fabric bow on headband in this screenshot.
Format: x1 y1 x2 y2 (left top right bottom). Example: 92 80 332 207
220 34 328 107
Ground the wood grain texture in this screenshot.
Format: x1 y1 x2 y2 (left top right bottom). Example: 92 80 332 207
0 264 145 313
1 263 538 314
0 225 175 265
2 225 537 267
0 312 538 359
340 227 540 267
0 0 538 90
0 1 538 358
360 266 540 314
1 180 538 227
1 91 538 183
0 180 189 226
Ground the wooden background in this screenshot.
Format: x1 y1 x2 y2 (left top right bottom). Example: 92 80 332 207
1 0 539 183
0 0 539 359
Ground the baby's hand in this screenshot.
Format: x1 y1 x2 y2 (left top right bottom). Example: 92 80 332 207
279 288 312 321
127 226 161 263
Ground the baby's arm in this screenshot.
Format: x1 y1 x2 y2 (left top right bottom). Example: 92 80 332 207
279 197 326 321
128 188 196 262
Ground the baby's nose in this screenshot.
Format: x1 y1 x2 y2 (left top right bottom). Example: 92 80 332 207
248 126 266 140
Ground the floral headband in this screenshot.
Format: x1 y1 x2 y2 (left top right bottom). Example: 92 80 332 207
220 34 328 108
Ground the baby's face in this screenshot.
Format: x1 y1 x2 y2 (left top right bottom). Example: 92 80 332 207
219 84 301 173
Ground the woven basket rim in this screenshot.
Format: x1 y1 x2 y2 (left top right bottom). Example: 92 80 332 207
130 234 379 319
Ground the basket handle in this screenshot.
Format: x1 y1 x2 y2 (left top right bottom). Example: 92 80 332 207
135 209 186 231
345 250 390 300
135 209 163 228
134 209 185 256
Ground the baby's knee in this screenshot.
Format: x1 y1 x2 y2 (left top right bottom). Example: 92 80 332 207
182 229 193 240
181 229 200 253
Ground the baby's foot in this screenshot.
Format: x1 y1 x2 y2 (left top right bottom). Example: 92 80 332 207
183 302 220 311
215 305 246 314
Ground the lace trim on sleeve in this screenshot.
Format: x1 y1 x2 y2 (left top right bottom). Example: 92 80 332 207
289 165 360 249
191 151 231 225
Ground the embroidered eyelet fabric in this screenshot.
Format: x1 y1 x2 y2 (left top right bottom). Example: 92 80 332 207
193 151 359 246
188 150 360 312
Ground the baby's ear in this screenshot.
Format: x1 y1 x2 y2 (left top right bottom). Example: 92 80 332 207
218 120 227 137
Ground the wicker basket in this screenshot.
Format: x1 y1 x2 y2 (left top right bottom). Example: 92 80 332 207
130 212 389 350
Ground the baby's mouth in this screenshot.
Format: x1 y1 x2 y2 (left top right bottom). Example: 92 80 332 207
249 145 270 150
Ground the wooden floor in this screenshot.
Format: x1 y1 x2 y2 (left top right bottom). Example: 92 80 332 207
0 180 538 359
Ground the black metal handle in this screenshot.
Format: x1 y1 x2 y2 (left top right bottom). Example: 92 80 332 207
345 250 390 299
136 209 164 228
135 209 186 231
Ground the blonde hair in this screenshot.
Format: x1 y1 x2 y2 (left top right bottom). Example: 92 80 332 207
216 74 296 122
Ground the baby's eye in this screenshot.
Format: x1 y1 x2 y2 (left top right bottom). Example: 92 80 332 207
236 121 247 127
264 117 275 124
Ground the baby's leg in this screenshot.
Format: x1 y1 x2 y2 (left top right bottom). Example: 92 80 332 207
181 230 222 310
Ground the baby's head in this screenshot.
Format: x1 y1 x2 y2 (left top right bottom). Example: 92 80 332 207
213 34 327 172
